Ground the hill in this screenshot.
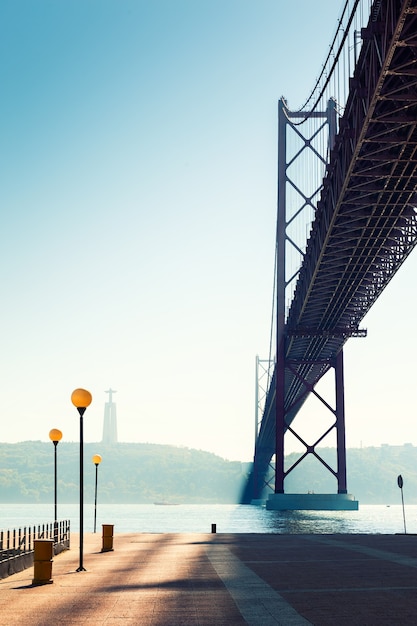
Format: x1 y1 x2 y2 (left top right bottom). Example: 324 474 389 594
0 441 416 504
0 441 246 504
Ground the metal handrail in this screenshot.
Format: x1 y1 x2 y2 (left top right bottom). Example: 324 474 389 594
0 520 70 562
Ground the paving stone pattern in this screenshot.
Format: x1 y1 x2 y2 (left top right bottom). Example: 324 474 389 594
1 532 417 624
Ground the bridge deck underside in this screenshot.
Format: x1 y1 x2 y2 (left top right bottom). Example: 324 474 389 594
256 0 417 479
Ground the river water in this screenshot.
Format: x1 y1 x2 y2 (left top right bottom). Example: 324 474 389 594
1 503 415 534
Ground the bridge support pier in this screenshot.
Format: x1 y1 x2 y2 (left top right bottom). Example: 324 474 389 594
266 493 358 511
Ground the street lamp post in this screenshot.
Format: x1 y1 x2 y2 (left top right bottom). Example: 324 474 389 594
71 388 92 572
92 454 102 533
49 429 62 523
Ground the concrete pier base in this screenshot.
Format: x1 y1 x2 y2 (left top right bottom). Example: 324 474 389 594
266 493 359 510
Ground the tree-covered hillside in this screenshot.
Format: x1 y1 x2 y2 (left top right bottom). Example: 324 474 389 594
0 441 416 504
0 441 247 504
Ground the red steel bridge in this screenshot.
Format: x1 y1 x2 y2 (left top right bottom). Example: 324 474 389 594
242 0 417 508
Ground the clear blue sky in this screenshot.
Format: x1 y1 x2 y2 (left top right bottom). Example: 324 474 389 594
1 1 415 461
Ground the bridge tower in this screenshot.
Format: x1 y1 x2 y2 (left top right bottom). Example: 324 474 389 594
257 98 357 510
102 388 118 445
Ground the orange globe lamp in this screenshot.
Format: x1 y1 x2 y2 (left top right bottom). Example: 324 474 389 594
71 389 92 414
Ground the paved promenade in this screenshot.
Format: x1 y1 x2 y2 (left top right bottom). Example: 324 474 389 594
1 532 417 625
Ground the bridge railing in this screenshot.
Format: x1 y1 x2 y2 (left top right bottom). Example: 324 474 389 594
0 520 70 579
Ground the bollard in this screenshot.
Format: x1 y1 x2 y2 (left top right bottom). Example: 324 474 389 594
211 523 216 534
101 524 114 552
32 539 54 585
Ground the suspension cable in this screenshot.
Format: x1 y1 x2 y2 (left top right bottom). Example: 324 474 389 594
293 0 361 124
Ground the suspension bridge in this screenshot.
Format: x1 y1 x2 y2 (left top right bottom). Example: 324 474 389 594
242 0 417 509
